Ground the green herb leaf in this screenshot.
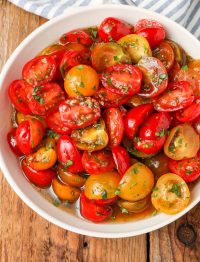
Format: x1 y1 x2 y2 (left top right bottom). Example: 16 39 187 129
113 56 119 61
159 73 167 80
155 129 166 137
121 207 128 214
181 65 188 71
53 199 60 207
77 65 83 70
170 184 181 197
101 190 108 199
151 210 157 216
115 188 121 195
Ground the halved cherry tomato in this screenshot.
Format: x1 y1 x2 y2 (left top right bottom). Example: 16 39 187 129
21 159 55 188
22 55 57 86
98 17 134 42
176 99 200 122
193 115 200 135
134 136 166 155
153 41 174 72
59 30 92 46
168 61 180 82
137 57 168 98
94 197 117 207
103 108 124 147
118 196 150 213
93 87 131 108
165 40 187 66
59 97 100 130
91 42 131 73
151 173 190 215
168 153 200 182
112 146 131 177
101 64 142 95
16 112 47 129
16 118 44 154
135 19 166 48
124 104 153 139
8 80 32 114
57 135 83 173
126 94 152 107
39 44 68 64
64 65 99 97
26 82 65 115
154 81 194 112
82 150 115 174
139 112 171 140
80 193 112 222
7 128 23 156
46 110 71 135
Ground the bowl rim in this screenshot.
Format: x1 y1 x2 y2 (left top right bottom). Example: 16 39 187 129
0 4 200 238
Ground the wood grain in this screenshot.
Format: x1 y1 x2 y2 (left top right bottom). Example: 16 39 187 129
0 1 199 262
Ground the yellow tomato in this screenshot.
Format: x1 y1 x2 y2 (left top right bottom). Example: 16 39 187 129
118 195 150 213
16 112 47 128
151 173 190 215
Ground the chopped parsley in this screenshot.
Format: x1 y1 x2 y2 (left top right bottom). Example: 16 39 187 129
62 160 73 170
132 167 138 174
181 65 188 71
110 216 116 221
159 73 167 80
90 29 98 40
101 190 108 199
169 184 181 197
79 81 85 87
151 210 157 217
155 129 165 137
53 199 60 207
121 207 128 214
115 188 121 195
186 169 192 174
77 65 83 70
113 55 119 61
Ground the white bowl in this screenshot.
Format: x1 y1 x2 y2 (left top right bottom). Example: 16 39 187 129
0 4 200 238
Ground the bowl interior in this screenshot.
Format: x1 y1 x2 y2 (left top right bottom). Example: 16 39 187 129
0 5 200 238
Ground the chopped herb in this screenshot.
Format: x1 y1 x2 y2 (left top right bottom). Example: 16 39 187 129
101 190 107 199
155 129 165 137
151 210 157 217
170 184 181 197
181 65 188 71
109 36 113 42
110 216 116 221
77 36 81 43
53 199 60 207
152 187 158 192
46 140 53 150
132 167 138 174
159 73 167 80
115 188 120 195
77 65 83 70
47 129 60 139
79 81 85 87
121 207 128 214
90 29 98 40
113 55 119 61
107 78 112 85
62 160 73 170
92 85 97 90
186 169 192 174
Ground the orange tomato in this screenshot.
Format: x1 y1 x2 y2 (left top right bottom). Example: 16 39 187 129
16 112 47 129
118 195 150 213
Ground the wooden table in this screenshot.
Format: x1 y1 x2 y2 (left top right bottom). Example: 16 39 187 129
0 1 200 261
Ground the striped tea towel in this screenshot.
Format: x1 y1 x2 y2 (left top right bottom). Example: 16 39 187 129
8 0 200 40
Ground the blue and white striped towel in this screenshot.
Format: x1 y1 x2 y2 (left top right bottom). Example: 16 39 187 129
9 0 200 40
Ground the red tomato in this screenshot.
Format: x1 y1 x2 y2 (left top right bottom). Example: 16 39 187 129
22 55 57 86
134 136 165 154
103 108 124 148
139 112 171 140
93 87 131 108
168 61 180 82
168 154 200 182
193 115 200 135
80 193 112 222
135 19 166 48
26 82 65 116
59 97 100 129
94 197 117 207
16 118 44 154
101 64 142 95
59 30 92 46
154 81 194 112
57 135 83 173
112 146 131 177
46 110 71 135
124 104 153 139
7 128 23 156
98 17 134 42
82 150 115 174
176 99 200 122
118 106 127 118
8 80 32 114
21 159 56 187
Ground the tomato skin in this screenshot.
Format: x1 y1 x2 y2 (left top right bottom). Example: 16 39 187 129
168 61 180 82
22 55 57 86
8 80 32 114
154 81 194 112
112 146 131 177
39 44 68 64
175 99 200 122
82 150 115 174
103 108 124 148
168 154 200 182
57 135 84 173
98 17 134 42
101 64 142 95
46 110 71 135
80 193 112 223
134 137 165 154
59 97 100 130
124 104 154 139
21 159 56 188
94 197 117 207
7 128 23 156
193 115 200 135
59 30 92 46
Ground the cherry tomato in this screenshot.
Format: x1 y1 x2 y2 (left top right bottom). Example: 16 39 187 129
8 80 32 114
151 173 190 215
59 97 100 130
39 44 68 64
154 81 194 112
134 136 166 155
16 118 44 154
153 41 174 72
22 55 57 86
98 17 134 42
135 19 166 48
176 99 200 122
21 159 55 188
193 115 200 135
112 146 131 177
16 112 47 129
64 65 99 97
101 64 142 95
166 40 187 66
46 110 71 135
57 135 83 173
59 30 92 46
168 61 181 82
91 42 131 73
7 128 23 156
137 57 168 98
168 153 200 182
80 192 112 222
164 124 199 160
103 108 124 148
118 196 150 213
94 197 117 207
26 82 65 116
124 104 153 139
